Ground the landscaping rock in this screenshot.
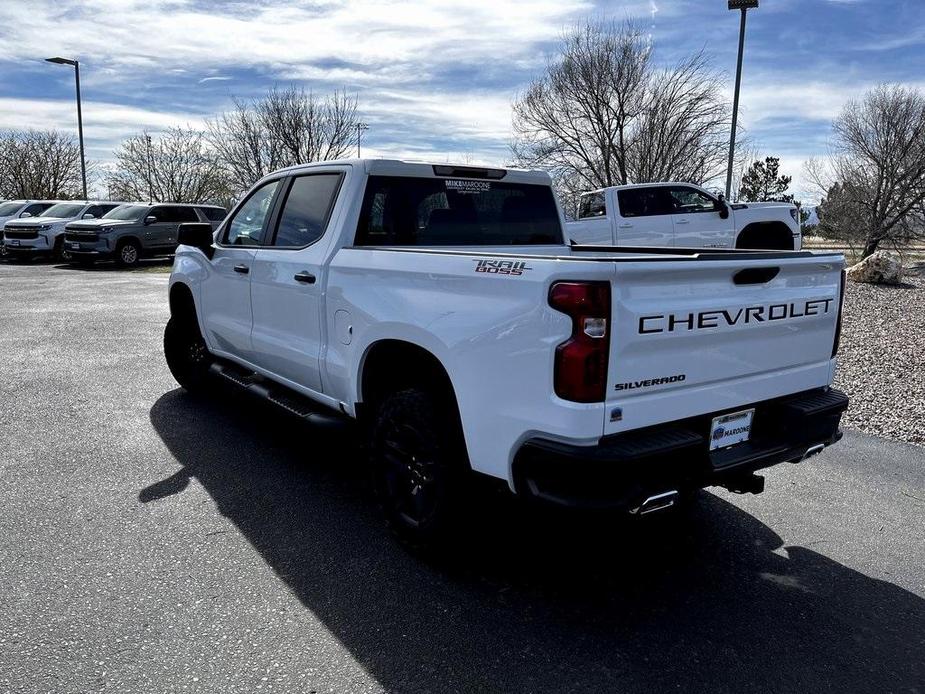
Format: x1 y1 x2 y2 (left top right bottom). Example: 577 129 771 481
846 250 904 285
835 276 925 447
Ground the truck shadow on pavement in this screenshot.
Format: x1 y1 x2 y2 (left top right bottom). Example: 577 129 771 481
146 388 925 693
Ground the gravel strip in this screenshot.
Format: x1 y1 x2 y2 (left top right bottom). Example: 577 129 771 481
835 276 925 446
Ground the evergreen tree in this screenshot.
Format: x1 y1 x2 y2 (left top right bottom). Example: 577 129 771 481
738 156 794 202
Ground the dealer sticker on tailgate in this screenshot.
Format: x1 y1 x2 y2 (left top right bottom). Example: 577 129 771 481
710 409 755 451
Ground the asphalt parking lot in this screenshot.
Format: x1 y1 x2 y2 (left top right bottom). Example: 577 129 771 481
1 262 924 694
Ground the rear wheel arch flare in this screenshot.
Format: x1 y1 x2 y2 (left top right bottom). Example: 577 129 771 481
360 340 460 416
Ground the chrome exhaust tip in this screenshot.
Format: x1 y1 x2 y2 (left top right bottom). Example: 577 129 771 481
631 490 679 515
797 443 826 463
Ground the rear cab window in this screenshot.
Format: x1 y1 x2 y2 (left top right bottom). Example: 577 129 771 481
355 176 563 246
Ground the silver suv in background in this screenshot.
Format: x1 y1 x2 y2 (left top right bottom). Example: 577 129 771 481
3 201 125 261
65 203 226 267
0 200 57 256
0 200 56 226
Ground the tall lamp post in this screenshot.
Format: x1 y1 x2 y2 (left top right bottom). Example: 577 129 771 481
356 122 369 158
144 134 154 203
724 0 758 201
45 57 88 200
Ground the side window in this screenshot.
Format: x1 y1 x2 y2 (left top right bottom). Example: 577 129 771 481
175 207 199 223
85 205 113 218
578 192 606 219
617 188 672 218
24 203 51 216
150 207 173 223
224 180 280 246
198 207 227 222
669 187 718 214
272 174 341 247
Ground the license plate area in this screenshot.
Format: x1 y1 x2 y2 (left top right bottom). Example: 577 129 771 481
710 408 755 451
71 242 81 249
10 239 20 246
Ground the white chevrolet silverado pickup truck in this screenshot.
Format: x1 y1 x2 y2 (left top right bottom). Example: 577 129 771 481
164 159 848 550
567 183 802 250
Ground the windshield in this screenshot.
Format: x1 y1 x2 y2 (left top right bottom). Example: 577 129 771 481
355 176 563 246
0 202 23 216
102 205 148 221
41 203 85 218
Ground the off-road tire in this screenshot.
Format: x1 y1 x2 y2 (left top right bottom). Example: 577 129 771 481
369 388 468 552
164 314 213 394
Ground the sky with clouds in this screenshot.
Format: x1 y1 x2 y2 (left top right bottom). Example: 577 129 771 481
1 0 923 200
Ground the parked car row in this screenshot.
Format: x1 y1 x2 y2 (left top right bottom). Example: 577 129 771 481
1 200 226 266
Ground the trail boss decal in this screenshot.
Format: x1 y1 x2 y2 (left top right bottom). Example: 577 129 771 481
639 298 834 335
473 259 532 276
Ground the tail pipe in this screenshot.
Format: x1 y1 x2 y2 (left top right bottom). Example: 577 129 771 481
797 442 826 463
631 490 679 515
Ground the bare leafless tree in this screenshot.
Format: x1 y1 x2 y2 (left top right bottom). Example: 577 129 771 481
207 86 359 194
807 84 925 258
106 127 231 204
512 21 733 204
0 129 86 199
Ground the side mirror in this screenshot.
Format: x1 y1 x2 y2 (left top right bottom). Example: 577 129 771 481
20 212 32 218
717 194 730 220
144 215 157 225
178 222 215 259
82 213 95 219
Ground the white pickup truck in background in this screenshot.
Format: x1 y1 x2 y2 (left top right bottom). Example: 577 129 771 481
165 160 847 550
567 182 802 250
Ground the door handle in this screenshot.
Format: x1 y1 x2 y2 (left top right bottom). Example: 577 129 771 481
294 271 316 284
233 264 249 274
675 219 690 225
618 223 633 228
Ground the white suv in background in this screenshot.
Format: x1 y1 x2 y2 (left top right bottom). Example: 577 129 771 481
3 201 125 261
0 200 56 227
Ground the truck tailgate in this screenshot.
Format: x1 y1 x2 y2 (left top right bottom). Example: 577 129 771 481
604 254 844 436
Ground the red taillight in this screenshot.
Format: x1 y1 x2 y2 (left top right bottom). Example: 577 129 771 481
549 281 611 403
832 269 847 357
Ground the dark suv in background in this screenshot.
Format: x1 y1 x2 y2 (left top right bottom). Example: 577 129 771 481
64 203 226 267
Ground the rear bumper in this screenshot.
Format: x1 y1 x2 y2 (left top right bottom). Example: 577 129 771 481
513 387 848 510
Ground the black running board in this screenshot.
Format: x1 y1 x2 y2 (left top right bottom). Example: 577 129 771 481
208 360 348 429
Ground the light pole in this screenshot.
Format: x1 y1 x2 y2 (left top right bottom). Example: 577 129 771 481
46 56 88 200
724 0 758 201
356 123 369 158
144 134 154 203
